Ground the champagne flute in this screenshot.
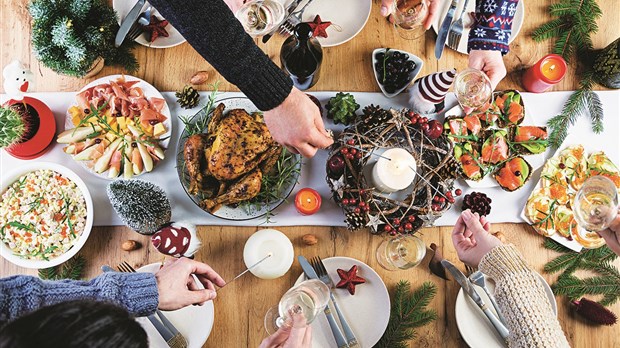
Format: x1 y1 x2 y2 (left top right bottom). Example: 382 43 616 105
572 175 619 248
376 234 426 270
454 68 493 111
235 0 285 37
264 279 330 334
391 0 429 40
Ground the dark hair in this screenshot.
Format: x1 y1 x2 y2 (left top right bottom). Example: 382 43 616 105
0 300 148 348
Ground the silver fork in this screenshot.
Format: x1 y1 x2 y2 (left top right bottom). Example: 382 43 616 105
118 261 188 348
280 0 316 35
311 257 360 348
446 0 470 50
469 270 508 326
464 264 477 276
127 6 152 42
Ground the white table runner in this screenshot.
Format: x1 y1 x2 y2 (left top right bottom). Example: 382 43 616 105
1 90 619 228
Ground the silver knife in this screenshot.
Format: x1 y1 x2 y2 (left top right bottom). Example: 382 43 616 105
115 0 146 47
261 0 304 43
434 0 459 59
298 256 349 348
441 260 510 341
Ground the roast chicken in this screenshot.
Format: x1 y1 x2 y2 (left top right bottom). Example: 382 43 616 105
184 104 282 213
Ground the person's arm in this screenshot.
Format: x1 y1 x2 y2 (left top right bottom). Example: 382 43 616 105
598 212 620 256
468 0 518 54
147 0 292 112
0 273 158 321
479 245 570 348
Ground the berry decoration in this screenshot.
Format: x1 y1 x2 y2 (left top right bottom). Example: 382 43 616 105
326 92 360 125
572 298 617 326
462 191 492 216
336 265 366 295
176 85 200 109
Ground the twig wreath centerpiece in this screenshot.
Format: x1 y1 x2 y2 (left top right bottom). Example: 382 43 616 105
326 105 461 234
29 0 138 77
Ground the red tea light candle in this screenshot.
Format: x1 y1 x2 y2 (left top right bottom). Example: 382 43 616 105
522 54 567 93
295 188 322 215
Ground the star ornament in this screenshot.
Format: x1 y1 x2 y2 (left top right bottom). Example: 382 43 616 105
142 15 169 43
366 214 385 232
306 15 331 38
336 265 366 295
330 175 346 198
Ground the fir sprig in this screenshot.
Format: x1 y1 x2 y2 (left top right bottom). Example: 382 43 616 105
375 281 438 348
38 255 86 280
178 82 221 138
543 239 620 306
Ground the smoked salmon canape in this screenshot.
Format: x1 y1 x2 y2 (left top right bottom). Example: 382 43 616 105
510 126 548 155
468 101 501 128
480 129 510 165
494 90 525 128
493 156 532 191
443 115 482 144
454 143 484 181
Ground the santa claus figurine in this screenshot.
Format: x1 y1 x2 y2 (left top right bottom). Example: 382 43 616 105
151 221 202 258
408 69 456 115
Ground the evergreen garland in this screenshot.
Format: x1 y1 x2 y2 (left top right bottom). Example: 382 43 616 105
375 281 438 348
38 255 86 280
543 239 620 306
531 0 604 149
29 0 138 77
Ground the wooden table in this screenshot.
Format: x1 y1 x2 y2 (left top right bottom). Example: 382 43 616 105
2 1 619 347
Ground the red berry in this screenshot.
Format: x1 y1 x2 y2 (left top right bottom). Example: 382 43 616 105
340 148 349 155
355 153 363 159
439 197 446 203
421 123 429 132
389 231 397 236
347 139 355 145
455 189 462 196
398 226 404 233
346 154 355 160
407 215 416 222
349 148 357 155
407 111 415 118
342 198 350 205
363 206 371 212
410 118 418 125
393 218 401 225
354 208 361 214
384 225 392 232
349 199 357 205
359 201 366 208
433 196 440 202
448 198 455 203
404 222 413 230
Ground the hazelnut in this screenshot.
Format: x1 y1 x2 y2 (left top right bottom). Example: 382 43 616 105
121 240 141 251
190 71 209 85
492 231 506 243
301 234 318 246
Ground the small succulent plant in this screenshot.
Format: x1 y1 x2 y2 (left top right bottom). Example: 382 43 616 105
0 106 26 149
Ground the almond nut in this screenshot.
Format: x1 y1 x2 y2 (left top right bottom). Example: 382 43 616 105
301 234 318 246
190 71 209 85
121 240 141 251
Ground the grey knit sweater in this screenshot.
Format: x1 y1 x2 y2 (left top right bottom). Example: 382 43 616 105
0 273 158 322
148 0 293 111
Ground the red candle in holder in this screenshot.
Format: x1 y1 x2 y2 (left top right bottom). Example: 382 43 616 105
522 54 567 93
295 188 322 215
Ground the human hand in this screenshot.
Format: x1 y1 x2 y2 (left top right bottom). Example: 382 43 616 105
468 50 507 91
155 257 226 311
451 209 502 267
598 212 620 256
380 0 441 30
263 87 333 158
259 312 312 348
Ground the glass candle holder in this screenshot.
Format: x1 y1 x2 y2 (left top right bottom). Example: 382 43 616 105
376 234 426 270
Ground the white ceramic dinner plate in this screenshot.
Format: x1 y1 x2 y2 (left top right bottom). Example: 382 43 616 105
282 0 372 47
294 256 390 348
455 272 556 348
0 162 94 269
113 0 186 48
64 74 172 180
136 263 214 348
431 0 524 54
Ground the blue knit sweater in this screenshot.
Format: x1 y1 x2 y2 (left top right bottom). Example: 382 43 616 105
468 0 520 54
0 273 159 322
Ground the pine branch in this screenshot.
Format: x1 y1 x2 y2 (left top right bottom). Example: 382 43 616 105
544 253 581 274
38 267 58 280
37 255 86 280
543 238 573 253
585 90 604 133
375 281 438 348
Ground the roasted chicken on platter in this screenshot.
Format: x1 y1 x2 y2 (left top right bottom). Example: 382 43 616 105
183 104 282 213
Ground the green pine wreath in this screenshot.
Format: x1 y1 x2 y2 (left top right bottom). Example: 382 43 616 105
29 0 138 77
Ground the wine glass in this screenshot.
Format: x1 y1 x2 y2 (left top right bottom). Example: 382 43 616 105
454 68 493 111
572 175 619 248
391 0 429 40
376 234 426 270
235 0 285 37
264 279 330 334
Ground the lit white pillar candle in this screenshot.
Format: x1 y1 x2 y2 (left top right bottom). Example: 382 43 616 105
371 148 417 193
243 229 294 279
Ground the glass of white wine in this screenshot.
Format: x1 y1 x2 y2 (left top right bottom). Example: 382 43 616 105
264 279 330 334
376 234 426 271
391 0 429 40
573 175 619 248
454 68 493 111
235 0 285 37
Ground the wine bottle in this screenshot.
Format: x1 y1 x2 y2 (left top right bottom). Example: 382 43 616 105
280 23 323 90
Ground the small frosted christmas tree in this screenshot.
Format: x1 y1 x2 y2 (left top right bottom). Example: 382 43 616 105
107 180 171 235
29 0 138 77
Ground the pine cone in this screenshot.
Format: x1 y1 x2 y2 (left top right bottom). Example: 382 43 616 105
439 156 462 180
572 298 617 326
175 85 200 109
359 104 392 132
461 191 492 216
345 212 366 230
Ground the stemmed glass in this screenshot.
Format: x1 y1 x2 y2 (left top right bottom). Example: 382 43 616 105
264 279 330 334
235 0 285 37
572 175 619 248
454 68 493 111
376 234 426 270
391 0 429 40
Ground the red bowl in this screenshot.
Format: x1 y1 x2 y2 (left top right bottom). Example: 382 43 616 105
4 97 56 160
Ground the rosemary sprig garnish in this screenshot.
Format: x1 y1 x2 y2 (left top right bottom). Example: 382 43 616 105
179 82 220 138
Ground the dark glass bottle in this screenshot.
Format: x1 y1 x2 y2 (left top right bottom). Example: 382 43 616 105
280 23 323 90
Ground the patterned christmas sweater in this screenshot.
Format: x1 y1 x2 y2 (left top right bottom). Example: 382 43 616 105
468 0 520 54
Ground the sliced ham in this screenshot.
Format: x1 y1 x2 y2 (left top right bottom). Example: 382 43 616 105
150 97 166 112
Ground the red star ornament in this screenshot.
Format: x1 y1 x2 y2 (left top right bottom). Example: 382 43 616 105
143 15 169 43
307 15 331 38
336 265 366 295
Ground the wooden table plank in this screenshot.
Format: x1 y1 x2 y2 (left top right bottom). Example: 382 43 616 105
1 0 620 347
